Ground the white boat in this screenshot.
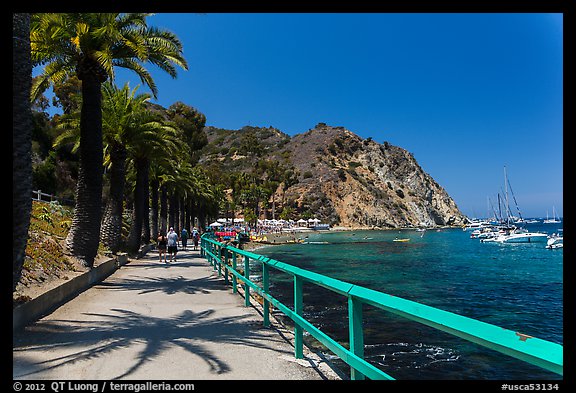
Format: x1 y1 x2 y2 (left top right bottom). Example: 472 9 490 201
477 230 500 240
494 228 548 243
546 234 563 249
463 219 491 231
477 226 511 242
543 206 561 224
471 227 501 239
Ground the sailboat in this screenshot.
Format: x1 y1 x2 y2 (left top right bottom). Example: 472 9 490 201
543 206 561 224
485 167 548 244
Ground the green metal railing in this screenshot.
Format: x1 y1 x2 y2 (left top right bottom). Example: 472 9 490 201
200 234 563 380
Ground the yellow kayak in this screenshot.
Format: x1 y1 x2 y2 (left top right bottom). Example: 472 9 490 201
393 238 410 242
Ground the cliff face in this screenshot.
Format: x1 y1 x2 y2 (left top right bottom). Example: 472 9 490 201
200 123 468 228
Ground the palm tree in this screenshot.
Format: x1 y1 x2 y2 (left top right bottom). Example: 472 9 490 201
13 13 33 292
100 82 153 253
126 115 181 253
194 169 224 230
30 13 187 267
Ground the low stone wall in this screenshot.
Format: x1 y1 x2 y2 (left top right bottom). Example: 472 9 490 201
13 255 126 332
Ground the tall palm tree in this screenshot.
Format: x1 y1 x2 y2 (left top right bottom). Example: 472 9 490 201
13 13 33 292
30 13 187 267
100 82 153 253
126 115 180 253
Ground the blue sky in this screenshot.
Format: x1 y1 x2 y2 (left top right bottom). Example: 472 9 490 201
61 13 566 218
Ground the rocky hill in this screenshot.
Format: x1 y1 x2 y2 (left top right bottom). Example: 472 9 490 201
199 123 468 229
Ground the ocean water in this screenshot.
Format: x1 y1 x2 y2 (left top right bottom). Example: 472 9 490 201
253 222 564 380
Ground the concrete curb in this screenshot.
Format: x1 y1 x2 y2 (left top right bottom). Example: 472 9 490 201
13 253 129 332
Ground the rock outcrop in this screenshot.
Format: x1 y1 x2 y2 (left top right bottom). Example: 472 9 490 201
200 123 468 228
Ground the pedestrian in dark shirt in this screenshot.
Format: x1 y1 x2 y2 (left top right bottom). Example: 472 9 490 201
157 231 168 263
181 228 189 251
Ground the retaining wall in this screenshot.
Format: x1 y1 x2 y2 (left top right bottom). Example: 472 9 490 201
13 253 129 331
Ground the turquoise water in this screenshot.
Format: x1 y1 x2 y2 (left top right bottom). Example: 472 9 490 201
254 223 563 380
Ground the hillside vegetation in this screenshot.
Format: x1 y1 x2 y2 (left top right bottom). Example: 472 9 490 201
13 200 108 306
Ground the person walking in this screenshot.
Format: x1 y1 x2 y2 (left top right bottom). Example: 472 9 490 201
180 227 189 251
157 231 168 263
167 227 179 262
192 227 200 251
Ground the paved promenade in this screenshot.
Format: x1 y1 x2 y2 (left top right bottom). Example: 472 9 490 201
13 248 340 380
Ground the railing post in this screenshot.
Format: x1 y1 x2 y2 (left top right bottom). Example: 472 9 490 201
209 242 214 266
294 275 303 359
243 255 250 307
223 247 229 285
213 243 217 271
206 240 212 266
232 252 238 293
348 296 365 380
262 263 270 327
200 238 204 258
217 245 222 276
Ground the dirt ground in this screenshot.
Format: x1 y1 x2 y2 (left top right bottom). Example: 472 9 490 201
13 250 109 307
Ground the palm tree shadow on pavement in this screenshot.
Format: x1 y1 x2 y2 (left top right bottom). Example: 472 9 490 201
96 274 225 296
13 308 293 379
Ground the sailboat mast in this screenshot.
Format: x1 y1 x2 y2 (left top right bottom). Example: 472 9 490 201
497 193 503 223
506 175 524 222
504 166 510 225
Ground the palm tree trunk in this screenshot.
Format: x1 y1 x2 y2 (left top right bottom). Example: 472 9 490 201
185 200 191 233
150 178 159 240
198 200 207 231
160 184 168 235
100 143 127 253
169 192 177 231
141 166 150 244
128 157 148 253
65 61 105 267
13 13 33 291
179 197 186 233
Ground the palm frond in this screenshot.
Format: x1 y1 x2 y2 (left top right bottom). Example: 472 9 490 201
113 58 158 97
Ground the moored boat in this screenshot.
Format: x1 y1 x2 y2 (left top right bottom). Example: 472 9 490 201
494 228 548 243
546 234 563 249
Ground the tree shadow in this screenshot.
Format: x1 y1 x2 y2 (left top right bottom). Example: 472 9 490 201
96 274 226 296
13 308 293 379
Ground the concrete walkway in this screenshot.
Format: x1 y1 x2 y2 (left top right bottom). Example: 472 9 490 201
13 248 340 380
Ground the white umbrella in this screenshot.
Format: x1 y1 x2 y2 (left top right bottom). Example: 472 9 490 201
209 221 223 227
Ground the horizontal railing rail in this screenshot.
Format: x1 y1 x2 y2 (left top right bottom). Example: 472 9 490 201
200 234 563 380
31 190 74 206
